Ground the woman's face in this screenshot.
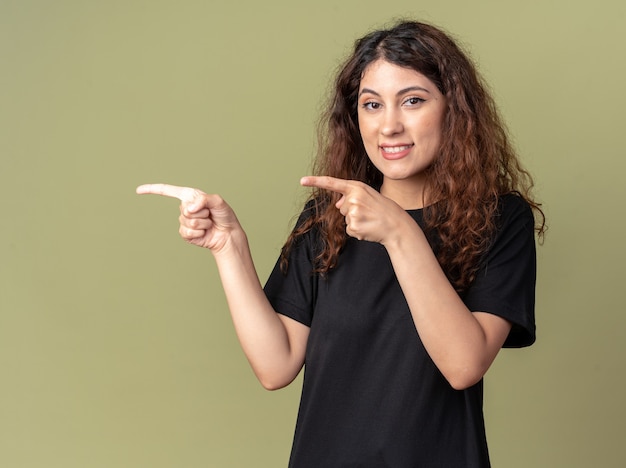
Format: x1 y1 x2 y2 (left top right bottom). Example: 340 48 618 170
357 59 446 205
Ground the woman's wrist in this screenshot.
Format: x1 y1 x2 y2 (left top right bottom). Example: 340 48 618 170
381 211 424 253
211 225 249 259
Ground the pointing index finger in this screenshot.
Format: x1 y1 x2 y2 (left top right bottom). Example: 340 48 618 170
300 176 351 195
136 183 197 202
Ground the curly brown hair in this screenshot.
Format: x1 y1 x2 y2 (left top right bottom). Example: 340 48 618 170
282 20 545 292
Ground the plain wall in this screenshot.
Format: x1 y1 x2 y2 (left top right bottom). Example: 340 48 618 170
1 0 625 466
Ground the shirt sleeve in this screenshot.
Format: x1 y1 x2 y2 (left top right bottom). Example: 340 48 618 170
263 205 319 328
462 194 537 348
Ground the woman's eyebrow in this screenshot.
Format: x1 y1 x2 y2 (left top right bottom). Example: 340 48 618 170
359 86 431 97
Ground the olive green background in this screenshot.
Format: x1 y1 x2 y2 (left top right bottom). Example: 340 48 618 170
1 0 624 466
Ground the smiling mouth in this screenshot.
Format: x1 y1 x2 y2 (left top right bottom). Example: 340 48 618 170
381 144 413 153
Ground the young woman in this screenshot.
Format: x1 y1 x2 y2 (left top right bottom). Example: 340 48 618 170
138 20 545 468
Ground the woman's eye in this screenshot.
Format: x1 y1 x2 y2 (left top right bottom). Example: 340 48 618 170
362 102 381 110
405 97 425 106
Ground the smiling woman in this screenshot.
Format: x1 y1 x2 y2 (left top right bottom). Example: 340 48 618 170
356 59 447 207
139 20 545 468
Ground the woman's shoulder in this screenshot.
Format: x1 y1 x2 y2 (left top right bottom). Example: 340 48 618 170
492 192 536 244
289 198 326 251
497 192 534 221
294 198 321 227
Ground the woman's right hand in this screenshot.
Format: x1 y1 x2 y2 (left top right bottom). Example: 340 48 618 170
137 182 309 389
136 183 241 254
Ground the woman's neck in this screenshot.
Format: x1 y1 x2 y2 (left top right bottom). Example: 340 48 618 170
380 178 429 210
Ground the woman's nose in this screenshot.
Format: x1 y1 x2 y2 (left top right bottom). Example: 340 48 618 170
381 109 404 136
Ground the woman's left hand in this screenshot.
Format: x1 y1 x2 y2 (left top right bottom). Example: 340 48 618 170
300 176 408 245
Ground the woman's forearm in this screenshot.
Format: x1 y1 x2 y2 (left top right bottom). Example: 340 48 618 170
212 229 308 390
383 217 511 390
